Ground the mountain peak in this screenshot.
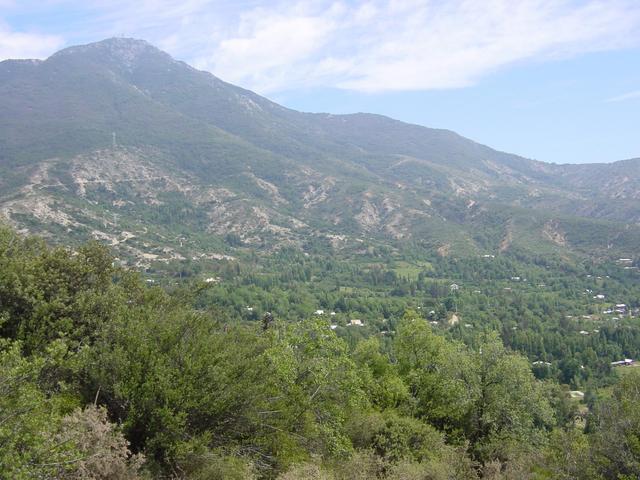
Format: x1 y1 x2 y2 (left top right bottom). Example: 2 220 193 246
49 37 167 68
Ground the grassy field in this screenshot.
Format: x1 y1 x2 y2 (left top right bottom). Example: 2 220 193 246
393 260 433 281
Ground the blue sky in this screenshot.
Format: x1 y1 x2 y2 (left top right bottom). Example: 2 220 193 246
1 0 639 164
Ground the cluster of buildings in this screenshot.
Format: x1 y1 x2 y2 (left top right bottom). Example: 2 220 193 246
602 304 628 315
314 309 365 326
329 319 364 329
616 258 638 271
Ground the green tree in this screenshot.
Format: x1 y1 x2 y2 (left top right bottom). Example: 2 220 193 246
589 370 640 479
0 340 142 479
467 332 554 464
394 311 475 434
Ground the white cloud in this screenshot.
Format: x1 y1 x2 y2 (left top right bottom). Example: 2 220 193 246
192 5 343 93
0 24 64 60
606 90 640 102
345 1 637 91
198 0 640 93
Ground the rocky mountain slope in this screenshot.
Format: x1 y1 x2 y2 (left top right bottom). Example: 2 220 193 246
1 38 639 265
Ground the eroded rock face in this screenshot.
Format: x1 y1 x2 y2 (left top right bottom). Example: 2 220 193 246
542 220 567 247
0 147 336 262
3 140 640 263
355 199 380 230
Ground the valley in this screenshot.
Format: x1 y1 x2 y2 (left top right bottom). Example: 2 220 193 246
1 37 640 480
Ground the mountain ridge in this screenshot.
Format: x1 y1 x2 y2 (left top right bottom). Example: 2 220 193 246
2 37 637 161
1 37 639 265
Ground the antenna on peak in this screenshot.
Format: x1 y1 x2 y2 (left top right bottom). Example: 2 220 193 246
112 132 117 149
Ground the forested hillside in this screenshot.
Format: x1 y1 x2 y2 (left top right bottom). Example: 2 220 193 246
2 38 640 263
2 226 640 479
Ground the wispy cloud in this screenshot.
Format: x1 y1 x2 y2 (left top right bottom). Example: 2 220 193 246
2 0 640 94
193 3 348 93
201 0 640 93
606 89 640 102
0 22 64 60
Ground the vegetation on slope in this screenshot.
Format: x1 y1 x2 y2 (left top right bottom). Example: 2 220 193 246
3 38 640 261
2 226 640 479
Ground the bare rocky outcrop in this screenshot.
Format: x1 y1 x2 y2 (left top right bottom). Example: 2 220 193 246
355 199 381 230
499 221 514 252
542 220 567 246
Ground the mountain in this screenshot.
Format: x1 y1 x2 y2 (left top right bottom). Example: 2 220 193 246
1 37 639 266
